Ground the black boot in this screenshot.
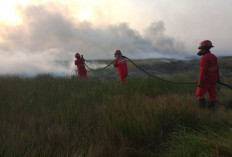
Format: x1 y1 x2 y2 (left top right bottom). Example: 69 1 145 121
199 98 206 107
208 101 216 109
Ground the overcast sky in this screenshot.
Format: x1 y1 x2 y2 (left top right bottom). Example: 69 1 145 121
0 0 231 75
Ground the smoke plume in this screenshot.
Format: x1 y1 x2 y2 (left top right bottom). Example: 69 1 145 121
0 4 185 75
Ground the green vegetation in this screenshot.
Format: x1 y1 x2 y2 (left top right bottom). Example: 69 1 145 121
0 75 232 157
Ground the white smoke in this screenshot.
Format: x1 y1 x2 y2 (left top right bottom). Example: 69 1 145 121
0 49 75 76
0 3 186 76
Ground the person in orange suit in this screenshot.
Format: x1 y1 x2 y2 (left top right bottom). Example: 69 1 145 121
113 50 128 85
74 52 88 80
195 40 220 108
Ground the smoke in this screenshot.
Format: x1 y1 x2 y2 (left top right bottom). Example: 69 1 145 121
0 49 75 76
144 21 185 54
0 3 185 75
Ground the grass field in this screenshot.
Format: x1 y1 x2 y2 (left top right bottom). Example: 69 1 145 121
0 74 232 157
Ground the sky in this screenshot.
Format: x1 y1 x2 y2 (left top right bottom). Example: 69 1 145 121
0 0 232 75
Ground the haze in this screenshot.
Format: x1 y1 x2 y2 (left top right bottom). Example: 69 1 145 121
0 0 231 75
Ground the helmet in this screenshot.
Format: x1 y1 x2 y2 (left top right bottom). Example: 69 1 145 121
114 50 122 59
114 49 122 55
75 53 80 58
198 40 214 49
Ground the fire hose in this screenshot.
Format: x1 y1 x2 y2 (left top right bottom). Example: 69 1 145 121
84 56 232 88
84 61 114 71
218 82 232 89
125 56 197 84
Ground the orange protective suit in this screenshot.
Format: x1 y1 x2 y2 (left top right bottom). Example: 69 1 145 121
195 51 220 102
114 56 128 85
74 57 88 80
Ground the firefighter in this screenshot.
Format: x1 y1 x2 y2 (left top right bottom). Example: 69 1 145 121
113 50 128 85
195 40 220 108
74 53 88 80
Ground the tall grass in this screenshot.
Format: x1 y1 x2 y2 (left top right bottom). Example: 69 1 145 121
0 75 232 156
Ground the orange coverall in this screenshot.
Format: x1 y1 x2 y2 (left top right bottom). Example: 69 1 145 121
74 58 88 80
114 56 128 85
195 52 220 102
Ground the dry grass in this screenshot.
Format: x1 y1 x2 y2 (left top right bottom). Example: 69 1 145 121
0 76 232 156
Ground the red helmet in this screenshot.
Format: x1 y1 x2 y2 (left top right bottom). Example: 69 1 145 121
114 49 122 55
75 53 80 58
198 40 214 49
